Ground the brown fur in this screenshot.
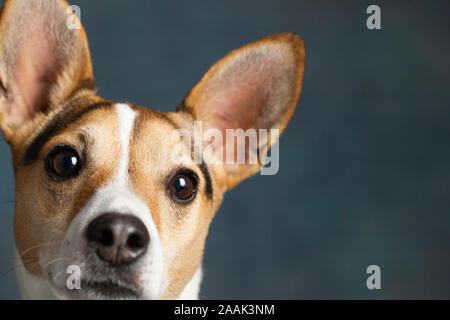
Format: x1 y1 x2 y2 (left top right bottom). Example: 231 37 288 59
0 0 305 299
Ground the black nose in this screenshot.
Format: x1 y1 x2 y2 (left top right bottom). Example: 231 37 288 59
86 213 150 266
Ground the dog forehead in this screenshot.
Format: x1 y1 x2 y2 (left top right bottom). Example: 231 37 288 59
75 104 198 187
107 103 197 196
128 107 194 166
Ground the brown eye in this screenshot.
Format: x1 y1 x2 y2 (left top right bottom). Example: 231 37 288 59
46 146 83 180
167 171 198 203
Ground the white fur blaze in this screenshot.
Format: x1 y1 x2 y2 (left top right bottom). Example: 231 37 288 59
114 103 137 186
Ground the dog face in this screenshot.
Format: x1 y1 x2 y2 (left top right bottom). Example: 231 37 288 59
0 0 305 299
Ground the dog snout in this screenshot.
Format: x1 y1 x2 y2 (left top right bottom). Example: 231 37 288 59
86 213 150 266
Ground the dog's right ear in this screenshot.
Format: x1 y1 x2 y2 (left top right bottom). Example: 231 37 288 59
0 0 94 145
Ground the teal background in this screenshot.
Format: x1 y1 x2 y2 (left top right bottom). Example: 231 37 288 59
0 0 449 299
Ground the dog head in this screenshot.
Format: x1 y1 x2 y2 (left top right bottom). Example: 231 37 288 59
0 0 305 299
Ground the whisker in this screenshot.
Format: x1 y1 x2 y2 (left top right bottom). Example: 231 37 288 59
53 269 67 282
20 241 60 256
42 257 71 270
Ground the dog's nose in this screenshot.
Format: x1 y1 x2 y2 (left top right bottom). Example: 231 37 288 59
86 213 150 266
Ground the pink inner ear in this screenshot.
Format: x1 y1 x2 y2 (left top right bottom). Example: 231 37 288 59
207 80 268 132
0 0 92 131
204 65 274 134
198 45 295 134
11 35 61 121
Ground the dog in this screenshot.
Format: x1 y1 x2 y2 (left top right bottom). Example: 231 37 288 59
0 0 305 299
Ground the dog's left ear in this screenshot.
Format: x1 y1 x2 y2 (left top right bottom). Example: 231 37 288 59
178 33 305 189
0 0 94 145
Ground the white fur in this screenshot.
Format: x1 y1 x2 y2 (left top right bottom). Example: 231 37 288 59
15 248 59 300
178 267 202 300
114 103 136 186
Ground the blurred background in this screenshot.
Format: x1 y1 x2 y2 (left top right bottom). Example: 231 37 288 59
0 0 449 299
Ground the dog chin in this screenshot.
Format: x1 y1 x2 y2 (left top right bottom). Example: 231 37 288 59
46 265 145 300
53 282 142 300
48 277 144 300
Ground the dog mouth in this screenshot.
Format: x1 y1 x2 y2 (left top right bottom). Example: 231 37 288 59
81 279 141 299
47 266 142 300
